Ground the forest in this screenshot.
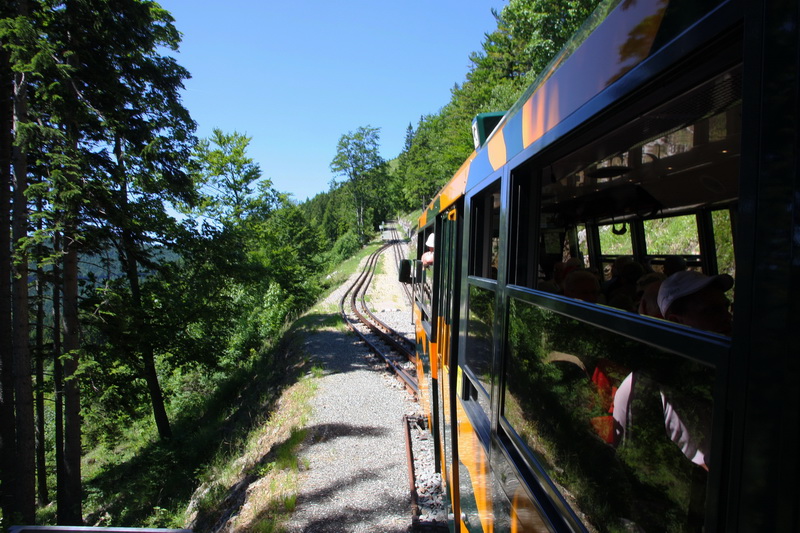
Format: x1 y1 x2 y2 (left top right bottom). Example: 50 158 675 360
0 0 601 528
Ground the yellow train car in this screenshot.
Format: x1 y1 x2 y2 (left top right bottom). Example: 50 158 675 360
405 0 800 531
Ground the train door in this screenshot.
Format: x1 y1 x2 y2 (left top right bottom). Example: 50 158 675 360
457 176 513 532
433 204 463 530
414 203 465 528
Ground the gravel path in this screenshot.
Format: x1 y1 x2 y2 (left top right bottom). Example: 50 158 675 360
284 236 420 533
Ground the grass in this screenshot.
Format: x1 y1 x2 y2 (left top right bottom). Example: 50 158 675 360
196 372 319 531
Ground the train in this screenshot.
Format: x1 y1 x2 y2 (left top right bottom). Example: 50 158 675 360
400 0 799 531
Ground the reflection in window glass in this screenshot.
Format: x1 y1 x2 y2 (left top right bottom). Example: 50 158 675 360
712 209 735 279
503 298 714 532
418 231 434 318
464 285 495 416
598 224 634 257
643 215 700 256
470 182 501 280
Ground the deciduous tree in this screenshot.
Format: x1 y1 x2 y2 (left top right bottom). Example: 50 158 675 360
330 125 386 244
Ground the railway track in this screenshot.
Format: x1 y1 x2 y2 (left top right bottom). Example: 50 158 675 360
338 227 418 396
338 222 447 530
388 223 413 306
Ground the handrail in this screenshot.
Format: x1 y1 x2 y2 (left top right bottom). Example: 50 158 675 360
9 527 191 533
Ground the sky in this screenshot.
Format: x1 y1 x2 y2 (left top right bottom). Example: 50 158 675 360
158 1 506 202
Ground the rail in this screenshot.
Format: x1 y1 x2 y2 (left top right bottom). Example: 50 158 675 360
339 231 418 396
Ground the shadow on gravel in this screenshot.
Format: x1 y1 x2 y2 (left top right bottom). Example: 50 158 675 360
299 318 387 374
304 422 390 444
282 480 411 532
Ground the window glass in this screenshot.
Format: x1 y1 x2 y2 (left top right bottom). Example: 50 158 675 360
643 215 699 256
712 209 735 279
419 230 434 317
504 298 714 532
439 211 458 327
507 65 740 328
469 182 501 280
464 284 495 417
598 224 633 257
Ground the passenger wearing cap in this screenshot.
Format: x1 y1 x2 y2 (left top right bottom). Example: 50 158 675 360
658 270 734 335
421 233 435 267
613 271 733 474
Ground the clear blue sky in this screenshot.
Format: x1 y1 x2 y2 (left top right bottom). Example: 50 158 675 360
158 1 506 202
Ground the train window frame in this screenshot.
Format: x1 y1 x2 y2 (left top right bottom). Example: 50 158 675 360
416 226 436 341
498 291 727 532
468 179 502 281
459 175 505 447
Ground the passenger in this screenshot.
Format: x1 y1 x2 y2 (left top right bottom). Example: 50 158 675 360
657 270 734 335
663 255 688 277
557 257 584 289
563 270 601 303
547 261 566 292
601 256 633 298
637 280 664 318
613 372 711 471
613 271 730 474
635 272 666 318
607 262 644 311
421 233 435 267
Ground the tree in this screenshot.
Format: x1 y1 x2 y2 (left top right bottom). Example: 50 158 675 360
11 0 35 519
0 13 17 522
3 0 197 519
188 129 266 230
330 125 385 244
254 200 324 305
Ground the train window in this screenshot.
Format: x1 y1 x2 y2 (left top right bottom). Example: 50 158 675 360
642 215 699 258
503 298 714 532
598 224 634 257
469 181 501 280
508 171 592 290
508 64 741 313
463 284 495 419
419 229 434 319
712 209 736 279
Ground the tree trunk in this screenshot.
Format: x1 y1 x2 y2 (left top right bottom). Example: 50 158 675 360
35 199 48 506
12 30 36 522
0 43 19 523
116 149 172 440
122 239 172 440
60 227 82 524
52 232 66 516
60 1 83 516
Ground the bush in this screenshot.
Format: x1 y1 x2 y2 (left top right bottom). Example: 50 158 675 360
330 231 361 263
227 282 292 360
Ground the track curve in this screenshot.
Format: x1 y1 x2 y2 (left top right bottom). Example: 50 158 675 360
339 230 418 396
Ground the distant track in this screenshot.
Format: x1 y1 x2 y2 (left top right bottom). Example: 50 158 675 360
339 225 418 396
389 223 413 306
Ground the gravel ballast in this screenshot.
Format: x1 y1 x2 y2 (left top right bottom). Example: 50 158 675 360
284 237 422 533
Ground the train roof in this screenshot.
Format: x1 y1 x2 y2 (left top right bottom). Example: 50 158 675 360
420 0 730 227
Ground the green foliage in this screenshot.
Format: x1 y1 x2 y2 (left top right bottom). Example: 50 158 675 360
712 209 736 278
227 282 292 358
185 129 277 229
329 231 362 264
329 125 388 244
